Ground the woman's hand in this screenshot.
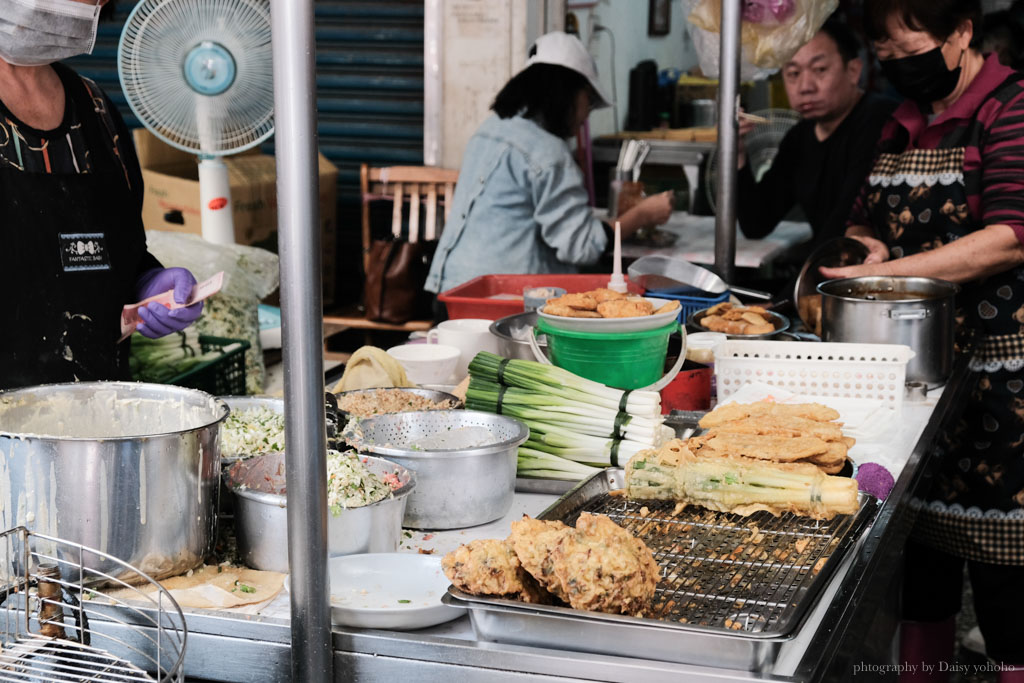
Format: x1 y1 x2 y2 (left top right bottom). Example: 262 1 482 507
849 234 890 264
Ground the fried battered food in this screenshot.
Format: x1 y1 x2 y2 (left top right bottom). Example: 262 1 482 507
508 517 571 601
597 298 654 318
625 440 860 520
442 539 550 603
698 303 778 335
546 513 660 616
549 292 598 310
590 288 627 303
694 432 830 462
711 415 844 442
699 401 841 428
654 300 681 315
543 303 602 318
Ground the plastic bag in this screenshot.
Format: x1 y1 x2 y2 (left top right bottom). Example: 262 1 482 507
145 231 280 394
684 0 837 79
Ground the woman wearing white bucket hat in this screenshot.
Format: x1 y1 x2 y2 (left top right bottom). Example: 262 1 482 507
425 31 673 302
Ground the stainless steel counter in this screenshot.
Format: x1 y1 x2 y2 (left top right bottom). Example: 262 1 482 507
159 353 975 683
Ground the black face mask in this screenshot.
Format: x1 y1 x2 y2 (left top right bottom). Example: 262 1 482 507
880 46 963 105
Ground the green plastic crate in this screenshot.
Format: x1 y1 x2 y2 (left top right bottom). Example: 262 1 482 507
166 335 250 396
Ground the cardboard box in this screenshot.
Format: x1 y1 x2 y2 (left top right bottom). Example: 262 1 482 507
132 129 339 305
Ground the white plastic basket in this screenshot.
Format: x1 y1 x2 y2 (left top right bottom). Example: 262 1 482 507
714 340 916 410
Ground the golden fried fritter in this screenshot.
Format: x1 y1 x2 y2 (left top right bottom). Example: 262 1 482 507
654 300 681 315
543 303 602 318
546 513 660 616
549 293 598 310
596 299 655 318
698 401 841 428
698 432 829 461
711 415 844 442
442 539 550 603
590 288 628 303
508 517 571 601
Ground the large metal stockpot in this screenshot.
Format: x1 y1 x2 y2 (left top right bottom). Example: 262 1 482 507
818 276 960 388
0 382 227 581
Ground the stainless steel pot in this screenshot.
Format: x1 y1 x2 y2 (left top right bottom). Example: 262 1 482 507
818 276 960 388
0 382 227 581
346 410 529 529
226 453 414 573
490 311 547 361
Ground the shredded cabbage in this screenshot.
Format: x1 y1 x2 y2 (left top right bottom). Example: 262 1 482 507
222 406 285 457
326 450 392 514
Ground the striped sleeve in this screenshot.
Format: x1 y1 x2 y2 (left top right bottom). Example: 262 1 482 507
981 87 1024 244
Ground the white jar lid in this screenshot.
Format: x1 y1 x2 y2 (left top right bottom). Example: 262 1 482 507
686 332 727 349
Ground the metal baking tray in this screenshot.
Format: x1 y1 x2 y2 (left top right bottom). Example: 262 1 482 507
446 468 877 671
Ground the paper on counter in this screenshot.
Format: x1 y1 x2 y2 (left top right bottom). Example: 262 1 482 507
118 271 224 342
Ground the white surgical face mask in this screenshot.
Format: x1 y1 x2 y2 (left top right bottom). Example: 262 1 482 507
0 0 102 67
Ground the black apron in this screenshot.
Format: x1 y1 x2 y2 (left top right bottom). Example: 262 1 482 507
0 71 147 390
863 75 1024 564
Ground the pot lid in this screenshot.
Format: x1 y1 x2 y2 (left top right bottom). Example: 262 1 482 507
793 238 869 334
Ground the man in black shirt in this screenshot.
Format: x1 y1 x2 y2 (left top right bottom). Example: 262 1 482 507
737 16 895 257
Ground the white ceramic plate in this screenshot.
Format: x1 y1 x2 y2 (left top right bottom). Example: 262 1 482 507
286 553 464 630
537 297 679 333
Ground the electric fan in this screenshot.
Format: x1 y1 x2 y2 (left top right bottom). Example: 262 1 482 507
705 108 801 213
118 0 275 245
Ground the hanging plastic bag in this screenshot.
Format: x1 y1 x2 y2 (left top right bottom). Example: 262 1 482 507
683 0 837 79
145 231 280 394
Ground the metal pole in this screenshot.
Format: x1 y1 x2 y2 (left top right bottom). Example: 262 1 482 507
714 0 742 285
269 1 332 681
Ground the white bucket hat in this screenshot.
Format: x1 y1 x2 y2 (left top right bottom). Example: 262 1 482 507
524 31 612 109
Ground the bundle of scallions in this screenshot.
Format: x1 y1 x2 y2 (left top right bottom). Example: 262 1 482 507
129 329 224 384
466 352 671 481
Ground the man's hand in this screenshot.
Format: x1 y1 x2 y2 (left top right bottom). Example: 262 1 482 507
737 107 755 169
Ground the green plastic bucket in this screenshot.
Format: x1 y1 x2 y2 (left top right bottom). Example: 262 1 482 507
536 319 679 390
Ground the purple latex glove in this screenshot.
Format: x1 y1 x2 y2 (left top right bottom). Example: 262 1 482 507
854 463 895 501
742 0 767 22
134 267 204 339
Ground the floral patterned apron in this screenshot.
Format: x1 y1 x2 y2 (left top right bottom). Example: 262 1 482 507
863 81 1024 565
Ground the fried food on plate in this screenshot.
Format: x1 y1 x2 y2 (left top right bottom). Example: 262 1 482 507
442 539 550 603
694 432 830 461
590 288 627 303
547 513 660 616
699 401 841 428
550 292 598 310
543 303 602 318
597 299 655 318
698 303 778 335
508 517 571 601
654 300 681 315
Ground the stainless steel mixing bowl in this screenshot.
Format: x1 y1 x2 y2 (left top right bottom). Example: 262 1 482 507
0 382 227 582
345 410 529 529
226 453 415 572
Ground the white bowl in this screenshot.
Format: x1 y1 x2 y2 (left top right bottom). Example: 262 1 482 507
537 297 680 333
387 343 461 386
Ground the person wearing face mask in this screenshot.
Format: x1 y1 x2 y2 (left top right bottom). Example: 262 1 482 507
424 32 674 303
0 0 203 390
736 15 895 258
820 1 1024 680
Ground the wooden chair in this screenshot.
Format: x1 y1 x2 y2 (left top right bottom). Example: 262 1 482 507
322 164 459 358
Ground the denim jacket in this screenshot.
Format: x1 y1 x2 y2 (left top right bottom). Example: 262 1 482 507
424 115 608 293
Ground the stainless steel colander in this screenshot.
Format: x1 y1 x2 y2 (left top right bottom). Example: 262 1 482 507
344 411 529 529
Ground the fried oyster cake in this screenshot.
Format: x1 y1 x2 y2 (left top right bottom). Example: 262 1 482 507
508 517 571 602
547 513 661 616
442 539 549 603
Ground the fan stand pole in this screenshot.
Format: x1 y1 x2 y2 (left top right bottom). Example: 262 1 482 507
713 0 742 285
270 1 332 681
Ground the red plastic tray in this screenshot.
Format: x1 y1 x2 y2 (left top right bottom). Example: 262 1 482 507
438 274 644 320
